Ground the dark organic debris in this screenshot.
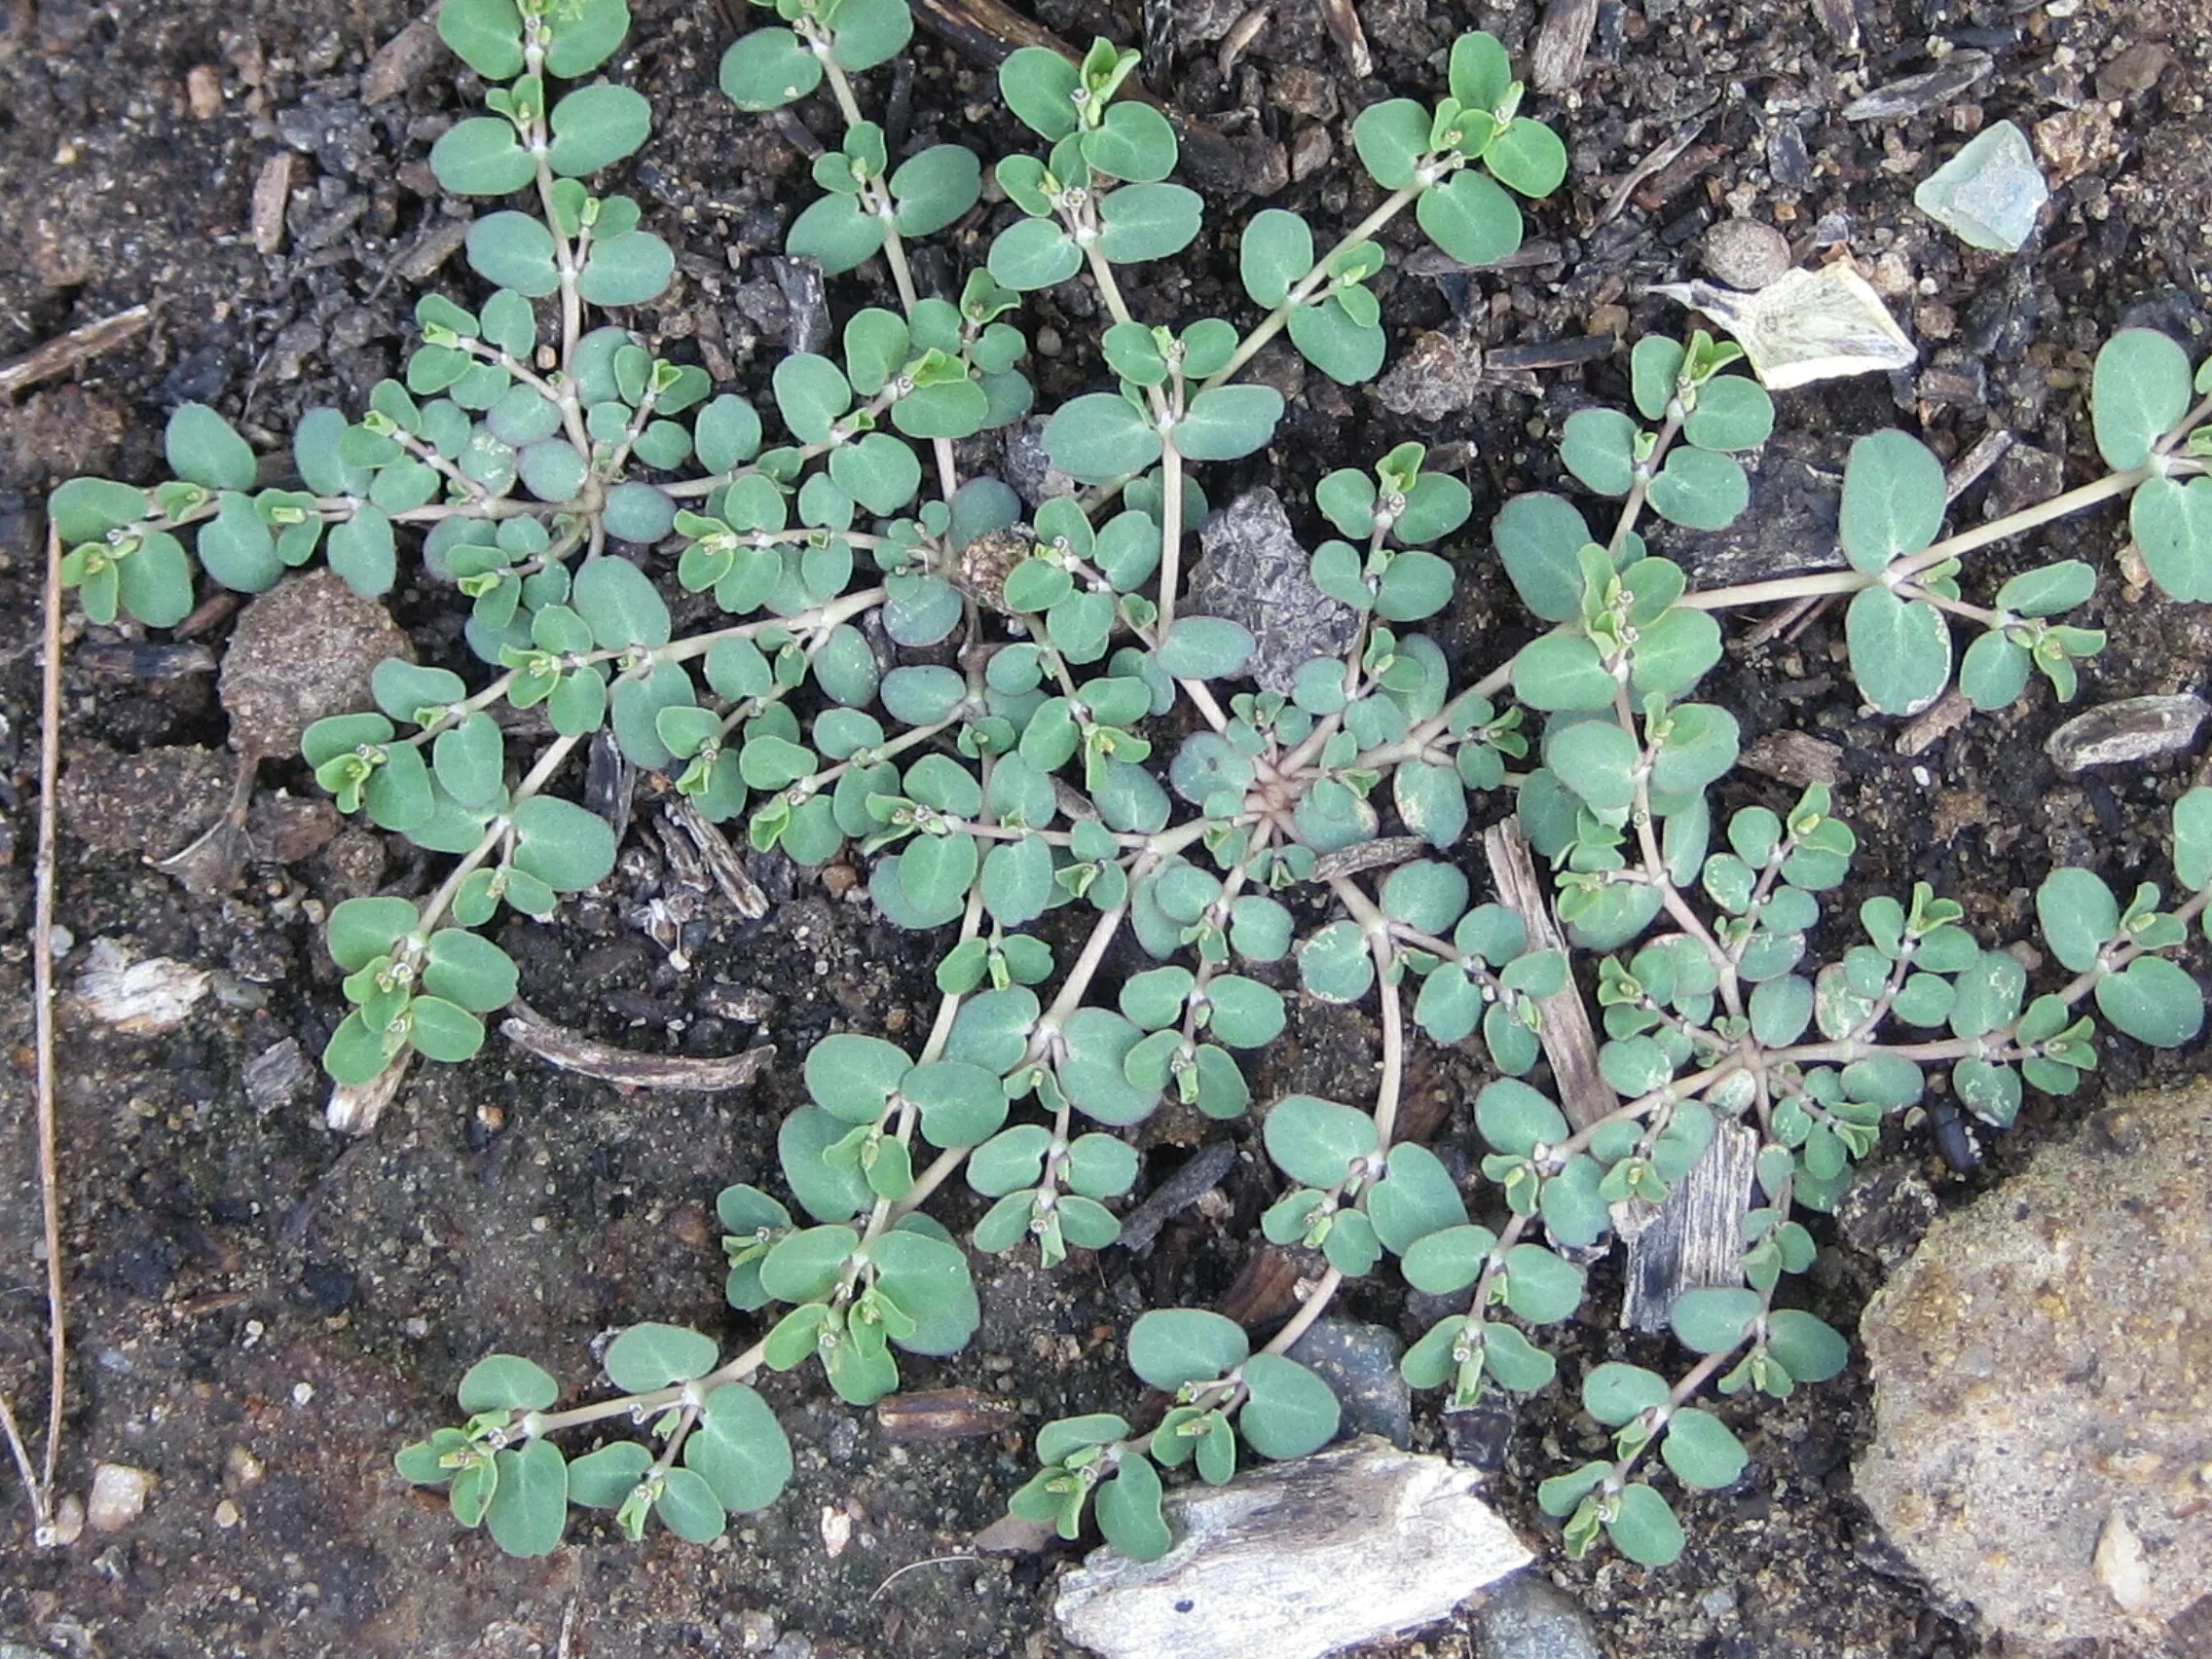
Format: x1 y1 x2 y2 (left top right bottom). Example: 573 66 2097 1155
1842 53 1992 122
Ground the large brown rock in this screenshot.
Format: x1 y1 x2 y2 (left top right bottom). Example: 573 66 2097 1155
1856 1089 2212 1653
218 570 410 758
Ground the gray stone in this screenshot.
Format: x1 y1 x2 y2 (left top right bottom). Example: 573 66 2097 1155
2044 693 2209 774
1285 1318 1412 1449
1473 1573 1604 1659
1373 328 1485 422
1055 1439 1530 1659
1857 1088 2212 1647
1914 121 2050 253
1186 488 1358 695
1699 219 1791 291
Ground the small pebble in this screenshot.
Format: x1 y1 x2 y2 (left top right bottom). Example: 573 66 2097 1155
1699 219 1791 290
87 1463 155 1532
45 1493 86 1546
186 65 223 120
213 1498 241 1530
1286 1318 1412 1449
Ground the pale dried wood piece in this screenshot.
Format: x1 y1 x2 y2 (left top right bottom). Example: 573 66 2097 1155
326 1053 415 1135
1053 1438 1531 1659
0 305 154 399
1318 0 1371 77
1842 52 1991 122
1614 1120 1757 1333
1811 0 1860 51
1481 821 1609 1132
1944 428 2013 503
1738 729 1844 788
1213 1242 1307 1328
70 940 210 1034
1531 0 1600 91
362 17 441 104
500 1000 776 1092
1897 686 1973 757
251 153 294 255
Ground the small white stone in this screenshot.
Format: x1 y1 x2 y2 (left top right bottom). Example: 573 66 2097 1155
2094 1508 2153 1614
214 1498 242 1530
291 1382 315 1407
87 1463 155 1532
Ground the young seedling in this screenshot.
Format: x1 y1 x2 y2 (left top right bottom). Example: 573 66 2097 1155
47 0 2212 1571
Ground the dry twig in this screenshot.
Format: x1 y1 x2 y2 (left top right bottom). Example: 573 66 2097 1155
0 305 154 400
7 517 72 1541
501 1001 777 1091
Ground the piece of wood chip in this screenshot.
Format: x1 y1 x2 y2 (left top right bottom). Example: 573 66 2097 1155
252 152 294 256
1531 0 1600 91
1897 687 1973 757
363 18 442 105
1615 1120 1757 1333
1318 0 1371 77
1115 1139 1237 1256
1053 1439 1531 1659
0 305 154 400
876 1388 1015 1444
661 798 767 917
326 1052 415 1135
1309 835 1430 884
1482 822 1610 1132
500 1001 776 1091
70 940 210 1034
1738 730 1845 787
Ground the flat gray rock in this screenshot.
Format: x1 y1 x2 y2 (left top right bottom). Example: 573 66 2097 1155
1054 1438 1530 1659
1473 1572 1604 1659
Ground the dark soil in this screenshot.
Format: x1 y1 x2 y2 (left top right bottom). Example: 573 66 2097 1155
4 0 2210 1655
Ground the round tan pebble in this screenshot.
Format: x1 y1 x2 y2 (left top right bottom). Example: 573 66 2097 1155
1699 219 1792 290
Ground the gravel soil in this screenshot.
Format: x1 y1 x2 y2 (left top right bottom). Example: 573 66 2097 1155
3 0 2209 1655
